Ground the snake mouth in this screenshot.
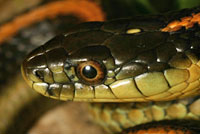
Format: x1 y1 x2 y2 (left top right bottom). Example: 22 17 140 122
21 60 76 101
21 43 77 100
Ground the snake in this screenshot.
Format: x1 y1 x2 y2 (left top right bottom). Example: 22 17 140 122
20 4 200 134
1 0 200 134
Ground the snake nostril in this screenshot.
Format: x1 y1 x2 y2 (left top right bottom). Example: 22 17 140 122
34 70 44 80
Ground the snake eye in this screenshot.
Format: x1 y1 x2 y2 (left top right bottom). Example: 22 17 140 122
76 60 106 85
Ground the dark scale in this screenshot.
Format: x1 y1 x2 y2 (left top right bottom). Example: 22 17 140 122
186 28 200 60
192 28 200 49
156 42 177 63
173 38 190 52
190 37 200 50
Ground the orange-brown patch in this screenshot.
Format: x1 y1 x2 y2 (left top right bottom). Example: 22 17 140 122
161 12 200 32
126 126 193 134
0 0 105 44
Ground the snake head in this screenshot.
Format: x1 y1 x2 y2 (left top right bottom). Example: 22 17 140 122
21 34 118 101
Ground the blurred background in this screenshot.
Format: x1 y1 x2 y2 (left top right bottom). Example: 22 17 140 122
0 0 200 134
1 0 200 22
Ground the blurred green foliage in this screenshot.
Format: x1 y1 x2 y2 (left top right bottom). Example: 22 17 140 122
101 0 200 20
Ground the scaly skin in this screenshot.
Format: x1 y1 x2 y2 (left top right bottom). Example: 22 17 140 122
89 97 200 133
22 7 200 102
21 6 200 134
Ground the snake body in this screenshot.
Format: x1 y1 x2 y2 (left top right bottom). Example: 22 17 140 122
21 6 200 133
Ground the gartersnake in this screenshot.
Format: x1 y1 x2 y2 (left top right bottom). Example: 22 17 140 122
21 4 200 134
1 0 200 133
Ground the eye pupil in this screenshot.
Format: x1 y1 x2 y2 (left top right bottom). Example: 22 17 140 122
82 65 97 79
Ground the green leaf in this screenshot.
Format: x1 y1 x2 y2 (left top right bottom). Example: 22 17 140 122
176 0 200 9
